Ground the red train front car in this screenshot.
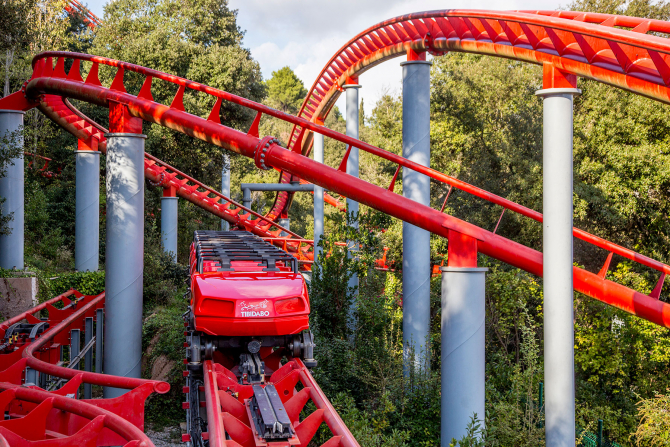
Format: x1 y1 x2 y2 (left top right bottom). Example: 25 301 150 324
183 231 318 447
189 231 311 337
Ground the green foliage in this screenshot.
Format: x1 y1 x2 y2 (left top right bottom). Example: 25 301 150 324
142 291 189 427
486 300 545 447
143 216 189 309
330 393 410 447
49 271 105 296
265 66 306 114
632 390 670 446
450 415 486 447
309 211 440 447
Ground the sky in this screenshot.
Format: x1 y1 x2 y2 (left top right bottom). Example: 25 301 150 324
82 0 563 116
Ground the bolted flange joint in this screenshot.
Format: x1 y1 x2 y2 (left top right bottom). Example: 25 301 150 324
254 136 280 171
147 171 166 187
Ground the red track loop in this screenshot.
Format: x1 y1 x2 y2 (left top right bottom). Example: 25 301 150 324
276 9 670 220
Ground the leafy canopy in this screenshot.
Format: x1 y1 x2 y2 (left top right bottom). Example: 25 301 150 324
265 66 307 114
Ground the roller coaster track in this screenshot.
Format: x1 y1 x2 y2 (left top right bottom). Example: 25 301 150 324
2 8 670 445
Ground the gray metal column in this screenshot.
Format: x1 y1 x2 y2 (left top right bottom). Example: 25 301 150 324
313 132 324 261
221 154 230 231
161 193 178 262
75 149 100 271
104 132 145 398
70 328 80 369
84 317 93 398
278 217 290 237
344 81 361 305
242 187 252 209
0 110 24 270
95 308 103 374
440 267 487 445
25 367 37 385
401 58 432 370
536 86 580 447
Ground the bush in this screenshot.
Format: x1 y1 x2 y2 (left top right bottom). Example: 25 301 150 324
632 391 670 446
49 271 105 296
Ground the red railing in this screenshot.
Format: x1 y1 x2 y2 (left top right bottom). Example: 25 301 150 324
9 49 669 328
0 290 168 445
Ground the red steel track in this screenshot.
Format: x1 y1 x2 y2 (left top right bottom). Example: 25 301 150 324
0 289 168 445
1 8 670 446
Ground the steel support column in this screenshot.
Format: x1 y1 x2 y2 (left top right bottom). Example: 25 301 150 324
75 138 100 272
278 217 290 236
84 317 93 398
313 131 325 261
70 328 80 370
103 104 145 398
536 65 580 447
0 110 24 270
95 308 103 374
441 231 486 444
161 187 178 262
344 77 361 320
221 154 230 231
401 53 432 370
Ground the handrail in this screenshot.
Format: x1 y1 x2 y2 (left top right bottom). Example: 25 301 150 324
0 289 79 335
22 291 170 394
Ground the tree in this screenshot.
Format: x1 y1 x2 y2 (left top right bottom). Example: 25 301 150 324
89 0 266 260
265 66 307 114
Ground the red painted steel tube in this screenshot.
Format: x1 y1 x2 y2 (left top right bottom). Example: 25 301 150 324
22 55 670 327
26 54 670 277
43 95 298 241
32 52 670 276
0 289 78 336
22 292 170 394
0 382 154 446
202 360 225 447
28 52 670 274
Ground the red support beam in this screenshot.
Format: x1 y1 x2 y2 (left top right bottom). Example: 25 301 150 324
447 230 478 268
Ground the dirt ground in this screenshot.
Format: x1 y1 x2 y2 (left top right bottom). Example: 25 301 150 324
146 426 183 447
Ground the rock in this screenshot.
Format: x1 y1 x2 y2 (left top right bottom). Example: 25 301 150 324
0 277 38 321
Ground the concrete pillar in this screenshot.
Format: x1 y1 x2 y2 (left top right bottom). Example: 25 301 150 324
161 187 178 262
313 131 324 261
75 138 100 272
536 65 580 447
0 110 24 270
221 154 230 231
440 265 487 444
344 77 361 309
400 53 432 370
103 130 145 398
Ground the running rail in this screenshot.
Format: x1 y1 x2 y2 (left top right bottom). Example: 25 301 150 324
0 290 168 445
201 358 357 447
1 47 666 328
